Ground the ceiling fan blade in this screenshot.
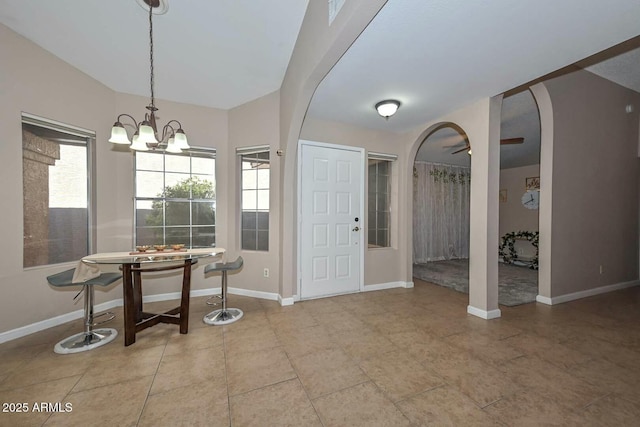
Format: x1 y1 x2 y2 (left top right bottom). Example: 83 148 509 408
500 137 524 145
451 146 470 154
450 137 523 154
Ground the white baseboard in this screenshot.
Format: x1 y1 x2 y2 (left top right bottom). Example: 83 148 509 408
290 281 413 305
0 299 121 345
278 295 295 306
535 295 553 305
467 305 502 319
363 281 414 292
536 280 640 305
0 286 281 345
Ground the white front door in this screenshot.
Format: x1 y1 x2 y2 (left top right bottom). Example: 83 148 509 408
299 141 363 299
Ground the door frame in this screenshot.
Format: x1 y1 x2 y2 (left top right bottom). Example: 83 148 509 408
297 139 365 299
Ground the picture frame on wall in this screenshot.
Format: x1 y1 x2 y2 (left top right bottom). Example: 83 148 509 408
499 189 507 203
525 176 540 190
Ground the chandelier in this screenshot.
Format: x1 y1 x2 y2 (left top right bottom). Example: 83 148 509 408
108 0 189 153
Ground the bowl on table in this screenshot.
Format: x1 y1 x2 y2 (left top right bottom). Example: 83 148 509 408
170 244 185 250
135 245 151 252
153 245 168 251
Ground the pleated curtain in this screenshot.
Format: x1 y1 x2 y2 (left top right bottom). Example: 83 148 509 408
413 162 470 263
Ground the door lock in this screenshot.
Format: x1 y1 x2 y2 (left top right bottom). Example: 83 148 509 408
352 226 360 232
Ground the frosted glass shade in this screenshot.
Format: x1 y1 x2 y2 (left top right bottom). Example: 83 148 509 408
109 123 131 144
173 129 189 149
138 123 158 144
130 133 149 151
165 137 182 153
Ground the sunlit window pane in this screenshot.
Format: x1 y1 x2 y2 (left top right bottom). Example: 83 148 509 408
165 155 190 173
368 159 392 248
136 151 164 171
242 169 257 190
135 152 216 248
240 150 269 251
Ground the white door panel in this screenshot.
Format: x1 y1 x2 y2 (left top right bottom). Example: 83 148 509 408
300 142 363 299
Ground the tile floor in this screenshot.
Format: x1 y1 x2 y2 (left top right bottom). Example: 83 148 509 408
1 279 640 426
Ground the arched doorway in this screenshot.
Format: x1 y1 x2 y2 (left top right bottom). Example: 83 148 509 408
496 90 542 306
412 123 473 296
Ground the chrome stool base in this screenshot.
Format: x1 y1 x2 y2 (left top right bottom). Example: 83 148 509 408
206 294 222 306
203 257 244 326
53 328 118 354
203 308 244 325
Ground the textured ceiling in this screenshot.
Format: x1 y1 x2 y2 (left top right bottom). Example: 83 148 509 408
0 0 309 109
585 46 640 93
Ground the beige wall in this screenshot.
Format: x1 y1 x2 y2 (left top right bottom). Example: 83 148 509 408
0 23 120 331
499 164 540 237
542 69 640 297
0 0 394 336
301 117 408 286
5 0 637 337
0 22 266 335
279 0 388 298
228 91 281 294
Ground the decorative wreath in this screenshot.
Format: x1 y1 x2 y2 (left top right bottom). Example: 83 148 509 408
499 231 539 269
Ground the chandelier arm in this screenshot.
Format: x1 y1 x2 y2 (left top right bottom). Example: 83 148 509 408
160 123 177 142
117 114 140 128
164 120 184 129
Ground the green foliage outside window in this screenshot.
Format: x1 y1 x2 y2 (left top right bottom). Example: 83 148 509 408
145 177 215 242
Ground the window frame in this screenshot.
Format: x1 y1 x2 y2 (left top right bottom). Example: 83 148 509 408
21 113 96 268
133 147 217 248
367 152 397 249
237 145 270 252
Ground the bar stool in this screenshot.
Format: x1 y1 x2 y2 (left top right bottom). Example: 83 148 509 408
203 256 244 325
46 268 121 354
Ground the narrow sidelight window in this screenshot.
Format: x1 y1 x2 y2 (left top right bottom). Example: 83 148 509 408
238 146 270 251
368 152 396 248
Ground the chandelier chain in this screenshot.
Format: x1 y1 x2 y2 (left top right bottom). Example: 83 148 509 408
148 4 155 109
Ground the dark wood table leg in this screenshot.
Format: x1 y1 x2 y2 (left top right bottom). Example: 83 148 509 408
122 263 136 346
179 259 192 334
133 267 143 322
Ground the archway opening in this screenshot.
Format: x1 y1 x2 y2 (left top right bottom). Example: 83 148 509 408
412 123 472 295
497 90 542 306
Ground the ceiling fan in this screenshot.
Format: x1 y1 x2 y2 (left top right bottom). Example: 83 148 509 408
451 137 524 154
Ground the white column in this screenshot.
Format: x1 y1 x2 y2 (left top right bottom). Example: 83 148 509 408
468 96 502 319
529 83 553 304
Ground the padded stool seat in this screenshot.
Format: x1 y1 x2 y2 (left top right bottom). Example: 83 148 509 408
47 269 121 354
203 256 244 325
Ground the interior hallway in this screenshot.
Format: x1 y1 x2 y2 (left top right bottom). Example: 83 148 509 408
1 280 639 426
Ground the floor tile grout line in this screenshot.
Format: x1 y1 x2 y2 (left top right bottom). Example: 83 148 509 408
135 340 169 426
222 324 232 427
279 347 327 426
2 281 640 425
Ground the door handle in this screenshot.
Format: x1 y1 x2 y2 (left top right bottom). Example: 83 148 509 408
352 226 360 232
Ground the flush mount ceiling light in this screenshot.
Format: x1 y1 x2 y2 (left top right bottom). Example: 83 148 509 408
109 0 188 153
375 100 401 119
